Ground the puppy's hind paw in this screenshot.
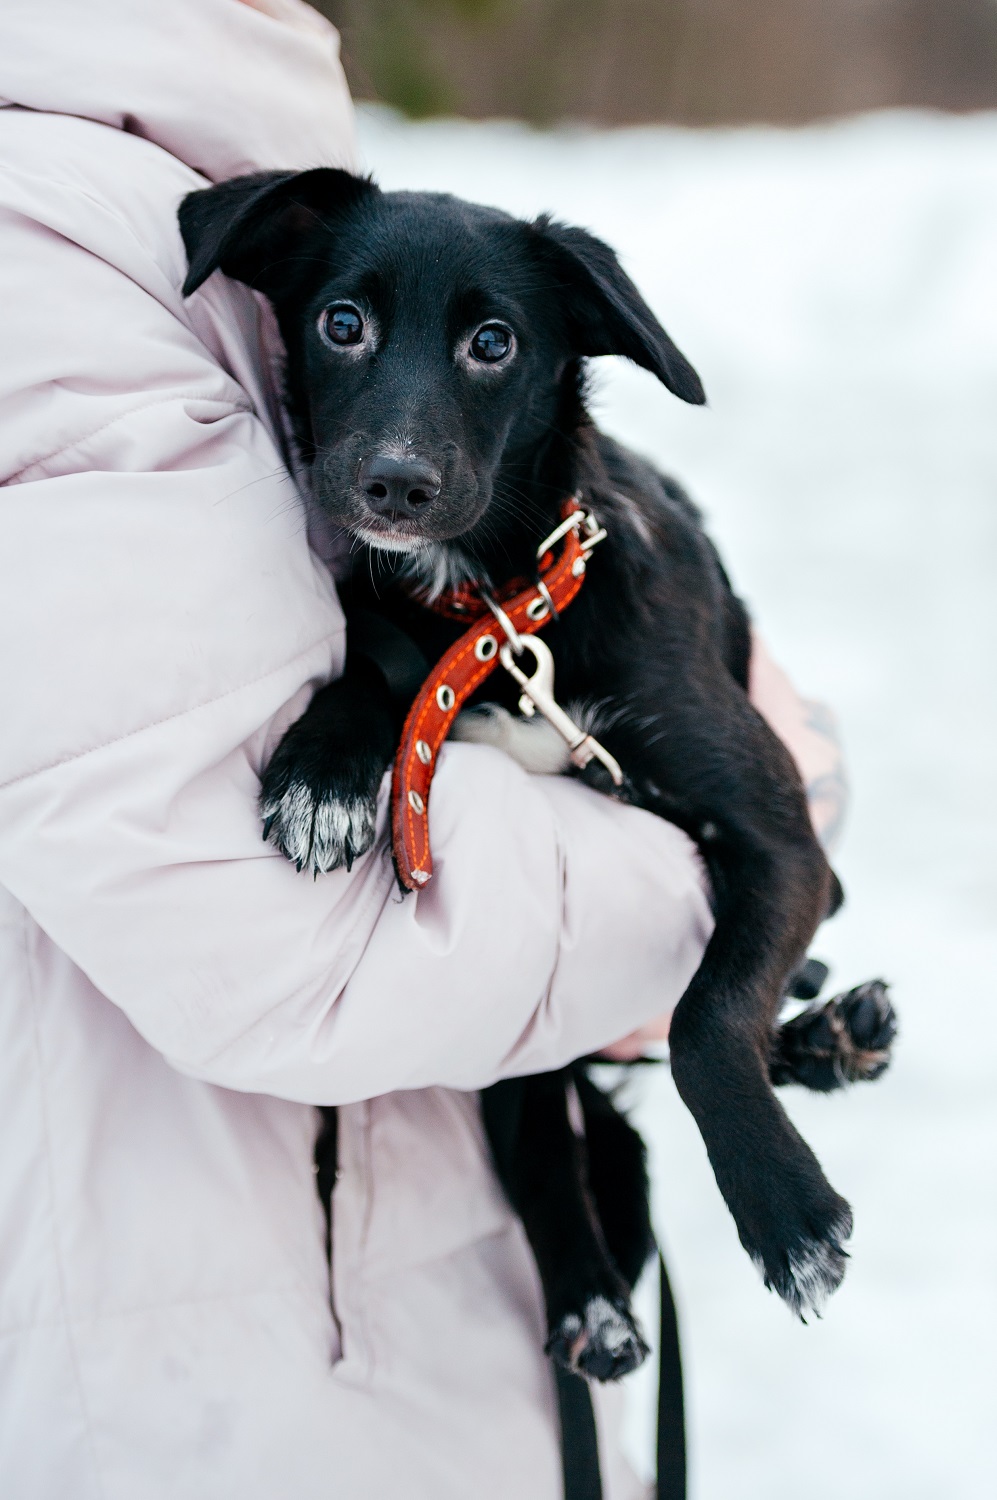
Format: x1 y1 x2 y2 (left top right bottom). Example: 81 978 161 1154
546 1296 649 1383
837 980 897 1079
771 980 896 1093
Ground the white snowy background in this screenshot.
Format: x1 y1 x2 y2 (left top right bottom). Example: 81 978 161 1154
354 107 997 1500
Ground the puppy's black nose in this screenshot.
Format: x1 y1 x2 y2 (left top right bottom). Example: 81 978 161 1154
360 455 441 519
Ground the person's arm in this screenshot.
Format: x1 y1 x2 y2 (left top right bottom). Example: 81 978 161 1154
0 180 712 1102
747 630 848 854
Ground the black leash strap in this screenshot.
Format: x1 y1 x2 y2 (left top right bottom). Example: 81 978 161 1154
655 1252 687 1500
556 1365 603 1500
557 1253 686 1500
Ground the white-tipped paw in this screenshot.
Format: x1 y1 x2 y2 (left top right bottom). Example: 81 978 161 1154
757 1206 854 1320
261 778 377 876
547 1295 649 1382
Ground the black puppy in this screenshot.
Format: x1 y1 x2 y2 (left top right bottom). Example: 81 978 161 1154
180 170 894 1376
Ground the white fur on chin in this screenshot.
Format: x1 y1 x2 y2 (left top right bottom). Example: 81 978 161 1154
396 541 483 602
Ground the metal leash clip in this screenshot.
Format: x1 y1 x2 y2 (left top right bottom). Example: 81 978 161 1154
496 633 624 786
479 501 622 785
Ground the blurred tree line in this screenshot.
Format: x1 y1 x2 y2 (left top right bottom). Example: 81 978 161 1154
314 0 997 124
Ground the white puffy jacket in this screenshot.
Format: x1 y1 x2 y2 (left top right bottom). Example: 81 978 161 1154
0 4 837 1496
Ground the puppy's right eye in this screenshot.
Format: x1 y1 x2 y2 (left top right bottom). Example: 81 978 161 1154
320 304 365 347
469 322 514 364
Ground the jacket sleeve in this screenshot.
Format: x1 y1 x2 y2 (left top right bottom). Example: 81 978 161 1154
0 172 714 1104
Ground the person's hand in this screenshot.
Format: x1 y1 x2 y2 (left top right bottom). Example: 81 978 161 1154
599 1010 672 1061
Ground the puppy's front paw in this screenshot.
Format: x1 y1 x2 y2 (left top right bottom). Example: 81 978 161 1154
772 980 896 1092
546 1295 649 1382
261 778 377 876
260 741 380 876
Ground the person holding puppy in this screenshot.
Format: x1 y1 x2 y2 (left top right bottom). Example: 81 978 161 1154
0 2 844 1496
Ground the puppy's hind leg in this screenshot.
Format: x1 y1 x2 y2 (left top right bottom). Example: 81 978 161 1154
481 1072 649 1382
570 1066 656 1294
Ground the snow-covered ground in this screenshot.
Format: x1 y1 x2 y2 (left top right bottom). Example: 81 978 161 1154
355 108 997 1499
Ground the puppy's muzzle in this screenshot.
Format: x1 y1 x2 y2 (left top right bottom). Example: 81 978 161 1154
359 454 442 522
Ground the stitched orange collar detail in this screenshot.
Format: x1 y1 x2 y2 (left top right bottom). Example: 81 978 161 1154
391 497 591 891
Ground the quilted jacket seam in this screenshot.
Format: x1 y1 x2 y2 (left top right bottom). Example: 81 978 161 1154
19 909 109 1498
0 629 343 793
2 392 250 487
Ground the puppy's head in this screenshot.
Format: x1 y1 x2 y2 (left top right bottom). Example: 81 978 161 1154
180 168 704 557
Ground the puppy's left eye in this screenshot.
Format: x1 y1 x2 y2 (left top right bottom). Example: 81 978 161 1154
469 322 515 364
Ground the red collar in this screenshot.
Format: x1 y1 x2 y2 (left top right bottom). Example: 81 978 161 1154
391 495 605 890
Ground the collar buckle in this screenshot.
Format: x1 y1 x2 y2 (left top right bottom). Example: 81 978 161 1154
535 494 607 563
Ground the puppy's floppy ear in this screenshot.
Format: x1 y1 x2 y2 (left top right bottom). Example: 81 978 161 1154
530 215 705 405
179 167 375 298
